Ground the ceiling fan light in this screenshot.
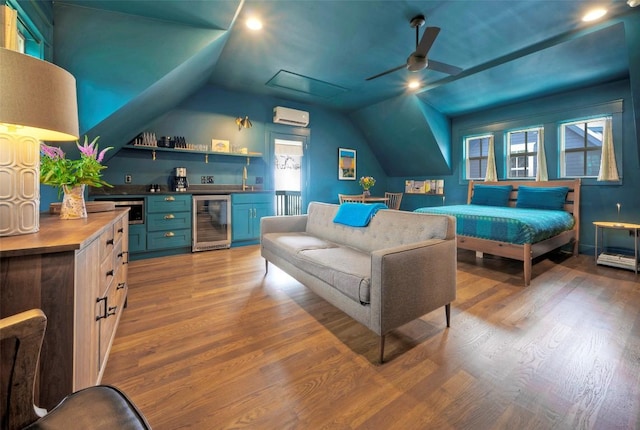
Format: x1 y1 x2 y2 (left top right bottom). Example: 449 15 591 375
582 8 607 22
246 17 263 30
408 80 421 90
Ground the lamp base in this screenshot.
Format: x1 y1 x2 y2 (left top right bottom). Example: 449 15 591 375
0 133 40 236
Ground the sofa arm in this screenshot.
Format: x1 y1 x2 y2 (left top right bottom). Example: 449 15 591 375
369 238 457 334
261 214 308 235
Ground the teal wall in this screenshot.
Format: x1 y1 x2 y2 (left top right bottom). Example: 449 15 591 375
100 85 387 206
390 79 639 255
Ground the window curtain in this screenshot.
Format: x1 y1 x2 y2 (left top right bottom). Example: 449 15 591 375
535 128 548 181
484 135 497 181
597 117 619 181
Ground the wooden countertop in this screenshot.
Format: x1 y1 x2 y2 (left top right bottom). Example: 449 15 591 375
0 209 129 258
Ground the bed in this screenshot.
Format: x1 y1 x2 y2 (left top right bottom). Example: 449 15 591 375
415 179 581 286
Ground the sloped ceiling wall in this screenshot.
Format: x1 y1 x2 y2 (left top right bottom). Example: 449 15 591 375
50 2 640 174
52 3 231 157
350 95 452 177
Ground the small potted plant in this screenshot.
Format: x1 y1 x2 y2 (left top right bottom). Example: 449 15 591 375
359 176 376 196
40 136 113 219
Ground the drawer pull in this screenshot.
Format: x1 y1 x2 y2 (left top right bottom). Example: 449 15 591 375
106 269 114 277
107 305 117 317
164 214 175 220
106 238 114 245
165 232 175 237
117 282 126 290
165 196 176 201
117 227 124 233
96 297 107 321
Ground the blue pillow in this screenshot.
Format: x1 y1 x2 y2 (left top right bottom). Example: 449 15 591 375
516 186 569 211
470 185 513 206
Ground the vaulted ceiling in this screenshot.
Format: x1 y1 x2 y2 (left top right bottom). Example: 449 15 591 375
51 0 637 175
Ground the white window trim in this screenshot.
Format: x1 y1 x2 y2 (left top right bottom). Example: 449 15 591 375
506 126 542 179
464 134 493 180
559 116 610 178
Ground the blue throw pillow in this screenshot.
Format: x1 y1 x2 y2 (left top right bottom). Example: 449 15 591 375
470 185 513 206
516 186 569 211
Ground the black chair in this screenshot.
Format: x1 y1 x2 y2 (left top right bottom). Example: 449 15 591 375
0 309 151 430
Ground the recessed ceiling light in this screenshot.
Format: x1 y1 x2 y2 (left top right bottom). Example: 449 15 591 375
582 8 607 22
408 80 420 90
246 17 263 30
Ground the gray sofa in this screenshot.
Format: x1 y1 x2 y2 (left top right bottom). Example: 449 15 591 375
260 202 457 362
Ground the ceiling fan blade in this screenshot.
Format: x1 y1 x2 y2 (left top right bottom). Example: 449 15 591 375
426 59 463 76
365 64 406 81
415 26 440 56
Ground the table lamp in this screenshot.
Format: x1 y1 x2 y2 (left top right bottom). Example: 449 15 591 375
0 47 79 236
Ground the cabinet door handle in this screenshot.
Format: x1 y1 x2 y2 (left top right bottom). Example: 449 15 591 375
107 305 117 317
117 282 126 290
106 238 114 245
117 227 124 233
105 269 114 278
96 297 107 321
165 196 175 201
164 214 175 219
165 232 175 237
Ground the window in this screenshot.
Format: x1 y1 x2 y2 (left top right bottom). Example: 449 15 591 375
464 135 492 180
560 117 608 177
507 127 541 178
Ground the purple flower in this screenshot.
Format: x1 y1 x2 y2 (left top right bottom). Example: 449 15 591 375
41 144 65 159
77 136 98 159
97 147 113 163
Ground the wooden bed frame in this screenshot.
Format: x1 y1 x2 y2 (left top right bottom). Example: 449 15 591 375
459 179 581 286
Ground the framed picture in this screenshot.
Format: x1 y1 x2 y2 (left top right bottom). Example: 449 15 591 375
338 148 356 180
211 139 230 153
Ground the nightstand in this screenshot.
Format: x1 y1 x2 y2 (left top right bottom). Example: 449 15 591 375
593 221 640 273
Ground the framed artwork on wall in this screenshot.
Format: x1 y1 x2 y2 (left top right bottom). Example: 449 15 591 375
338 148 356 180
212 139 230 152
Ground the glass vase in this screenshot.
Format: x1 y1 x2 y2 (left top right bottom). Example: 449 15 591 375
60 184 87 219
363 189 371 197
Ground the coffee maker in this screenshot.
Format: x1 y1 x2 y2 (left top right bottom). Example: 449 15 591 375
171 167 188 192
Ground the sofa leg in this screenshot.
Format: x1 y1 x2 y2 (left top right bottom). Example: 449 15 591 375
379 335 385 364
445 303 451 327
265 259 269 274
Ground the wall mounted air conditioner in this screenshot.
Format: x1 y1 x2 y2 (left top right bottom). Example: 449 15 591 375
273 106 310 127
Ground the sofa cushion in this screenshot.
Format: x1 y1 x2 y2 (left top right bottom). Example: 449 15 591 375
262 232 336 252
306 202 453 254
297 247 371 304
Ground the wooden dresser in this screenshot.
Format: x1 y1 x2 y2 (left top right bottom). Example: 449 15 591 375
0 209 129 409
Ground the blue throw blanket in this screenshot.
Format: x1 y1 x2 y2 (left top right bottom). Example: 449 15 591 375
333 203 388 227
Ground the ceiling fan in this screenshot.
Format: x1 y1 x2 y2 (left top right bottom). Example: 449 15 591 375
365 14 462 81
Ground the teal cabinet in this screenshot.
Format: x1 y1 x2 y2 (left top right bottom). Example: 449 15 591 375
231 193 274 243
146 194 192 250
128 224 146 253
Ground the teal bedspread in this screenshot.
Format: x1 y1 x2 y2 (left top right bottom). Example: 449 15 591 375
414 205 575 245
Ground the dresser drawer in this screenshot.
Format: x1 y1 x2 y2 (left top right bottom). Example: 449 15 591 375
147 229 191 250
147 211 192 232
147 194 191 213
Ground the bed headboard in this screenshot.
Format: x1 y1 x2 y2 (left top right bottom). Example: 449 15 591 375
467 179 581 230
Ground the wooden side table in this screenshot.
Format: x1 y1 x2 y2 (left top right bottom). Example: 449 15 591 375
593 221 640 273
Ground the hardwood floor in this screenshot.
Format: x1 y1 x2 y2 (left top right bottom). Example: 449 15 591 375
102 246 640 429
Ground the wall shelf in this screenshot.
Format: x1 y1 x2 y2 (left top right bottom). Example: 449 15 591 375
124 145 263 162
